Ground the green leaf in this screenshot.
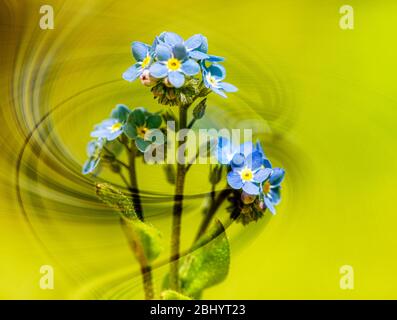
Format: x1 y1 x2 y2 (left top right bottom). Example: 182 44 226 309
192 98 207 119
96 183 163 262
111 104 130 122
124 122 137 139
161 290 192 300
135 137 151 152
96 183 136 219
121 218 163 262
130 108 145 126
146 114 162 129
179 220 230 298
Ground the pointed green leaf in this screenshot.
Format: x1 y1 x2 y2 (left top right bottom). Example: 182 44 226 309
192 98 207 119
179 220 230 298
161 290 192 300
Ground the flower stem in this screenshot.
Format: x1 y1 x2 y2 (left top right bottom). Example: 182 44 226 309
127 142 154 299
195 188 232 241
169 105 188 291
129 143 144 221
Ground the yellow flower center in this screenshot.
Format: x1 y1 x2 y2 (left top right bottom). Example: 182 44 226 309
240 167 253 182
110 122 122 133
141 55 151 68
167 58 181 71
137 126 148 138
263 181 271 194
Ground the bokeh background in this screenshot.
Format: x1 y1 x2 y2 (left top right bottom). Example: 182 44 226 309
0 0 396 299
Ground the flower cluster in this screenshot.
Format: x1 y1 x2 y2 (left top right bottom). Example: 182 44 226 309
123 32 237 103
217 138 285 223
82 105 162 174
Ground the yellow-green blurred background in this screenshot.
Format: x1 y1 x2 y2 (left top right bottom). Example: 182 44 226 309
0 0 396 299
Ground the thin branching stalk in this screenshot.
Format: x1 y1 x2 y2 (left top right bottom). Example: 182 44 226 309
169 104 188 291
195 188 232 241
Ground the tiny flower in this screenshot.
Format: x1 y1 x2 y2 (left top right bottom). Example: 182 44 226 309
202 63 237 98
82 138 105 174
90 104 130 141
149 34 200 88
227 151 271 195
124 108 163 152
260 168 285 214
123 41 155 82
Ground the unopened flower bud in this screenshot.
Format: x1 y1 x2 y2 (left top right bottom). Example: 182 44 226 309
163 77 174 88
140 70 157 87
241 192 256 205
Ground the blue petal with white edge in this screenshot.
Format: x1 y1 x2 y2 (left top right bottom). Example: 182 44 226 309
220 82 238 92
227 171 243 190
185 34 203 50
269 187 281 205
132 41 149 61
149 62 168 78
246 151 263 170
189 50 209 60
253 168 272 183
207 54 225 62
123 64 140 82
264 197 276 214
164 32 183 46
181 59 200 76
207 63 226 80
231 153 245 169
168 71 185 88
242 181 260 195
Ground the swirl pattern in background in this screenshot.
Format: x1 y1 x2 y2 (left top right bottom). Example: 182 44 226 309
0 0 396 299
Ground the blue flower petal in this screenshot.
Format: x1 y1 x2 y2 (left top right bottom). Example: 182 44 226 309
270 168 285 186
239 142 254 158
156 44 172 61
149 62 168 78
185 34 203 50
212 88 227 98
207 54 225 62
248 151 264 170
122 64 140 82
168 71 185 88
208 64 226 80
227 171 243 190
220 82 238 92
132 41 149 61
189 50 209 60
197 35 208 53
270 187 281 205
242 181 260 195
181 59 200 76
172 43 187 60
164 32 183 46
253 168 272 183
264 197 276 214
231 153 245 169
82 157 100 175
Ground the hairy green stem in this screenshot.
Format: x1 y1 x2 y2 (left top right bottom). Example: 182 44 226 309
169 105 188 291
